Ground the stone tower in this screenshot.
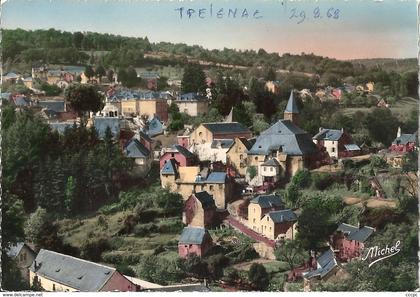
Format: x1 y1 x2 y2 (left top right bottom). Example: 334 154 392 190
284 90 299 125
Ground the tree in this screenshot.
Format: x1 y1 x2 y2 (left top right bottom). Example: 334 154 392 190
265 67 276 81
106 69 114 83
248 263 269 291
181 63 206 94
84 65 95 79
95 65 106 80
285 183 300 208
25 207 49 246
1 254 29 291
274 240 306 270
364 108 400 146
64 84 104 120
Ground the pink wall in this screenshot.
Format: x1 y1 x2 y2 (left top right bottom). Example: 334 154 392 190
177 136 190 148
178 235 212 258
389 143 416 153
101 271 138 292
160 154 185 169
332 235 363 261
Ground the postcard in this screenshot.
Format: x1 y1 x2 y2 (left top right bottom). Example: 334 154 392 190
1 0 418 294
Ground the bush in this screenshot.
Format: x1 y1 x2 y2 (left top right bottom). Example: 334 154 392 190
133 223 158 236
80 238 111 262
311 172 335 190
102 252 123 264
247 166 257 180
116 264 136 277
291 169 311 188
248 263 269 291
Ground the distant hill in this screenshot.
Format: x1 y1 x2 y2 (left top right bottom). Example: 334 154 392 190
350 58 417 73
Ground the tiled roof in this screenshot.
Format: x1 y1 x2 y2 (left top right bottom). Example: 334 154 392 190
94 117 120 138
179 227 208 245
49 122 75 134
205 172 226 183
178 92 207 101
172 144 195 159
285 91 299 113
161 159 178 175
392 133 418 145
262 158 280 167
124 138 150 158
249 120 317 156
38 101 65 113
148 116 163 137
250 194 283 209
303 248 338 279
202 122 250 135
313 129 343 141
337 223 375 243
29 249 116 291
194 191 216 209
211 139 234 149
267 209 297 223
344 144 361 151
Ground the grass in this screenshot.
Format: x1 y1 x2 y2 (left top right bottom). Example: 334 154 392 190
262 261 289 274
341 96 418 121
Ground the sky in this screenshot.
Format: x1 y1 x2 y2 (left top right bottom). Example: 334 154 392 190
1 0 418 60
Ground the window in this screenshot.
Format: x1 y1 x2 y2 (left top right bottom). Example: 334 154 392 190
332 147 335 153
267 217 269 221
199 132 203 137
53 284 56 291
171 153 175 158
270 167 273 172
255 157 258 161
209 185 214 191
269 227 272 231
253 218 256 223
201 185 204 191
219 184 223 189
264 167 267 171
239 154 243 160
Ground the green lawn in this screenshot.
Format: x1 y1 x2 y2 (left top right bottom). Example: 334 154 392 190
341 96 418 121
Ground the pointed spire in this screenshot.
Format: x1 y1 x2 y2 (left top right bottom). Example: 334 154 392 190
285 90 299 114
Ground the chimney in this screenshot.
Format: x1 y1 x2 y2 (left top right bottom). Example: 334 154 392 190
341 127 344 132
397 127 401 138
319 127 323 133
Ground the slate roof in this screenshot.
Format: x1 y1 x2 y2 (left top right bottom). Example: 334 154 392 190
13 96 30 106
172 144 195 159
108 89 170 102
313 129 343 141
178 92 207 101
337 223 375 243
38 101 65 113
303 248 338 279
6 242 27 258
139 130 153 143
179 227 208 245
161 159 178 175
344 144 361 151
249 120 318 156
49 122 75 134
202 122 250 135
194 191 216 209
237 137 253 150
148 116 163 137
205 172 227 183
267 209 297 223
262 158 280 167
94 117 120 138
285 91 299 113
29 249 116 291
250 194 283 209
211 139 234 149
392 133 418 145
124 138 150 158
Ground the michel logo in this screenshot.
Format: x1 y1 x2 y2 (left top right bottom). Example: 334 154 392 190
361 240 401 267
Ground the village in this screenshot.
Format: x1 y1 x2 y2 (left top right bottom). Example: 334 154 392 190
2 28 418 293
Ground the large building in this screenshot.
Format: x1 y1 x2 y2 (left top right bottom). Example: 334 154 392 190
29 249 139 292
313 128 361 159
174 93 209 117
247 91 321 185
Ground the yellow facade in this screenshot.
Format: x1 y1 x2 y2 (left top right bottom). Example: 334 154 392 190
121 100 139 116
138 100 157 118
226 138 249 176
248 202 263 232
29 271 77 292
175 100 209 117
190 124 213 145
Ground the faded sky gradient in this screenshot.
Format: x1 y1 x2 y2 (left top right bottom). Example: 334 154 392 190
1 0 418 60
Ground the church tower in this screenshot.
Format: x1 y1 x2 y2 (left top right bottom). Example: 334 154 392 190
284 90 299 125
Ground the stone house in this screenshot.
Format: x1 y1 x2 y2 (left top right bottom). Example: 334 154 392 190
183 191 217 228
265 81 280 94
190 122 252 145
6 242 36 282
174 93 209 117
260 209 297 240
389 127 418 153
247 194 284 231
247 94 320 185
123 137 153 178
226 137 254 177
178 227 213 258
192 139 234 163
160 163 234 209
29 249 139 292
330 223 375 262
160 144 197 169
313 128 361 159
